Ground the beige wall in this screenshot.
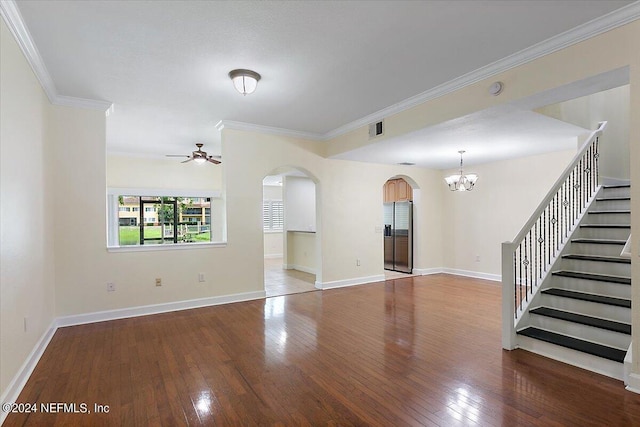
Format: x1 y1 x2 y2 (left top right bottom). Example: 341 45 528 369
0 20 56 395
442 149 576 276
222 129 445 285
535 85 630 181
286 232 317 274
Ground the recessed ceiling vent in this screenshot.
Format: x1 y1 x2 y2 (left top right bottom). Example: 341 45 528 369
369 120 384 139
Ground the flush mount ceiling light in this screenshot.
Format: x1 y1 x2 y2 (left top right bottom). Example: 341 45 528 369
229 69 261 95
444 150 478 192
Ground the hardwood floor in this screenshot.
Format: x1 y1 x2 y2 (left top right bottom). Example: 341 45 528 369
6 274 640 426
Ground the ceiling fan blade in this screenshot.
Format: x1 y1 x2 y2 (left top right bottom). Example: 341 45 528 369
181 158 194 163
166 154 190 158
207 157 221 164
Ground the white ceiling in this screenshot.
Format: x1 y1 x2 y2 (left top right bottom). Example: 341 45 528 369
11 0 636 161
334 105 589 169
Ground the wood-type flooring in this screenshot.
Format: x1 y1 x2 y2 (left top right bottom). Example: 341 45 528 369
5 274 640 426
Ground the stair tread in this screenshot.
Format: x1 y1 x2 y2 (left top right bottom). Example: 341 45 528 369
588 210 631 214
596 196 630 201
517 327 626 362
571 238 627 245
562 254 631 264
552 270 631 284
529 307 630 334
542 288 631 308
603 184 630 189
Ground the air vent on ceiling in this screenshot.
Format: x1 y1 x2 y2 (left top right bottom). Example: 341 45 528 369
369 120 384 139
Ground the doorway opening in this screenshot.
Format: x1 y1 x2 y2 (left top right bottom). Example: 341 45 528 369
263 167 320 297
383 176 418 279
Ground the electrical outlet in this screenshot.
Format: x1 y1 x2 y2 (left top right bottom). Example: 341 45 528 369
24 316 28 332
107 282 115 292
475 255 481 262
198 273 205 282
155 278 162 287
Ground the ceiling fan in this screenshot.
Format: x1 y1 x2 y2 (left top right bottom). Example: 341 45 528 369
166 143 221 164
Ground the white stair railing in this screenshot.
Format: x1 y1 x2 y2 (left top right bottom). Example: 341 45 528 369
502 122 607 349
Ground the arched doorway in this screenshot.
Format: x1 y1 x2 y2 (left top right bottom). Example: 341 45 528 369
262 167 321 297
383 176 420 278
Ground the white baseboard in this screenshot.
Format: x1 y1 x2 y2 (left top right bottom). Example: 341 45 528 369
282 264 315 275
412 267 444 275
316 274 385 290
0 322 57 426
625 373 640 394
56 290 266 327
442 268 501 282
264 254 283 259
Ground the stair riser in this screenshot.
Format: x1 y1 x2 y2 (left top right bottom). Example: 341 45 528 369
558 259 631 277
528 314 630 349
516 335 624 380
594 199 631 210
569 242 627 257
540 294 631 323
548 277 631 299
574 227 631 240
585 213 630 225
601 187 631 198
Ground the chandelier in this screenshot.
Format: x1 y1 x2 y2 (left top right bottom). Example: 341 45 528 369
444 150 478 192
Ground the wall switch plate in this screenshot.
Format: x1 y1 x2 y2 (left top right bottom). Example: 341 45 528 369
107 282 115 292
198 273 205 282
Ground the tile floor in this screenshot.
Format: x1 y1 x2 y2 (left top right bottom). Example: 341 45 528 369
264 257 317 297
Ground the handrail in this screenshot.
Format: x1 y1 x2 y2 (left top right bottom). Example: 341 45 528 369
502 121 607 349
510 121 606 246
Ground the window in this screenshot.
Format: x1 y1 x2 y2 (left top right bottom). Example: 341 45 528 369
263 200 283 231
107 190 223 248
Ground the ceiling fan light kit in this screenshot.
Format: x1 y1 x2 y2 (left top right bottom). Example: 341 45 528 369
166 143 221 165
444 150 478 192
229 69 261 95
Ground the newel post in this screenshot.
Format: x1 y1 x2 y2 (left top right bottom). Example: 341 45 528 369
502 241 517 350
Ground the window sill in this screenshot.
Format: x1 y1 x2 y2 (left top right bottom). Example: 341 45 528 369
263 230 284 234
107 241 227 253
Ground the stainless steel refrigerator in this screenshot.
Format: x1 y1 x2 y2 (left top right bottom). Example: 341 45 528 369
383 201 413 273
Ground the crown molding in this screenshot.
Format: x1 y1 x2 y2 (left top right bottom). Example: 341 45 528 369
323 1 640 140
0 0 112 112
53 94 113 111
215 120 323 141
0 0 57 102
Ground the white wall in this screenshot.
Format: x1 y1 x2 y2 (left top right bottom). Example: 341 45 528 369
443 149 576 277
535 85 630 181
0 20 56 396
284 176 316 232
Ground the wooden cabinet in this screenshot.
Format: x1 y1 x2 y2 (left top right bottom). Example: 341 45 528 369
384 179 396 203
396 179 410 201
383 178 412 202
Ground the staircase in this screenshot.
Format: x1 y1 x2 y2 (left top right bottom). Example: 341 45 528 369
515 184 631 379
